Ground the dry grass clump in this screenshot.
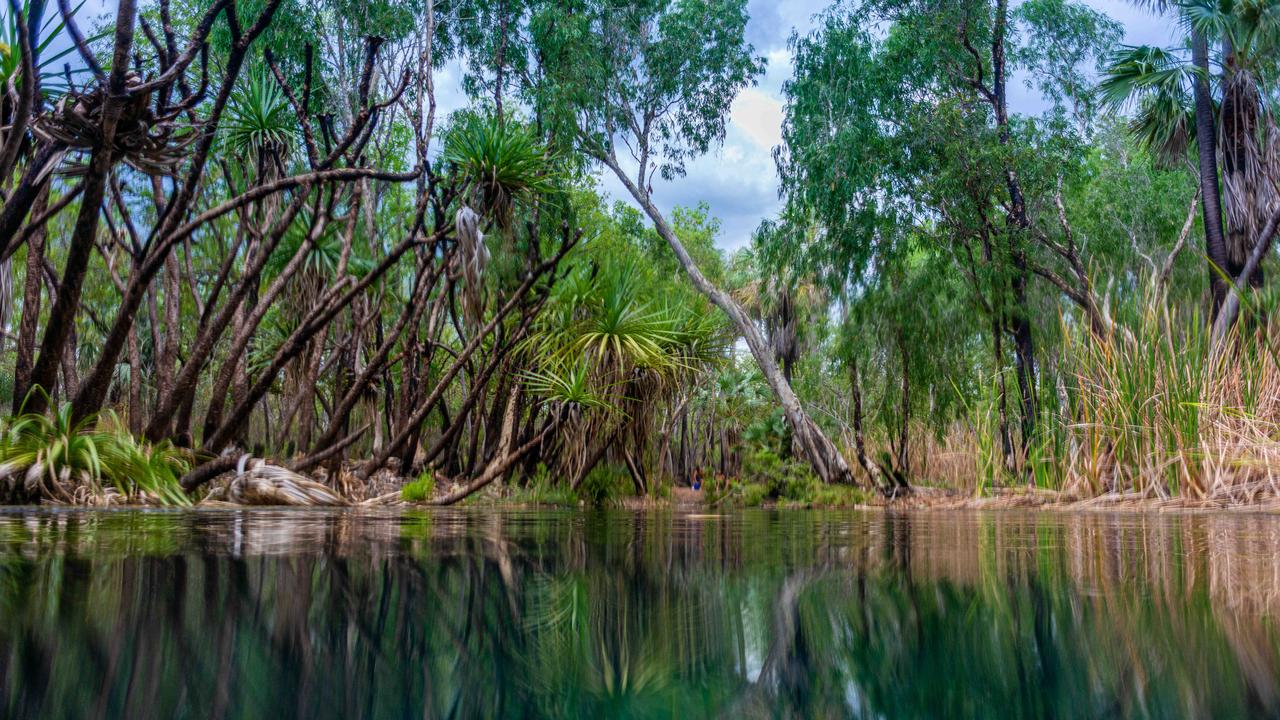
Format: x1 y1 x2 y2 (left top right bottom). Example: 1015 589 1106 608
910 290 1280 507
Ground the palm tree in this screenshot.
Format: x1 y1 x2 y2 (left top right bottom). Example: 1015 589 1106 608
1103 0 1280 312
733 224 828 384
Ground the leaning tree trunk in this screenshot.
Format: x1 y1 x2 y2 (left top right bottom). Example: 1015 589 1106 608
601 153 857 487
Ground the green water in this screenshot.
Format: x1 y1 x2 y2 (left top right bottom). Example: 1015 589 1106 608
1 509 1279 719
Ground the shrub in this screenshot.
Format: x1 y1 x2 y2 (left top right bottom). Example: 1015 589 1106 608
401 471 436 502
579 463 632 506
740 482 769 507
0 405 191 505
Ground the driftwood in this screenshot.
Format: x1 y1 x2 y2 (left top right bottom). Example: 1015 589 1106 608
228 457 346 506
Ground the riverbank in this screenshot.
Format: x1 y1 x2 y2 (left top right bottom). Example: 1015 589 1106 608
8 450 1280 513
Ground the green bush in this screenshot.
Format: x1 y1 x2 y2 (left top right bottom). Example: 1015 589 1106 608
732 447 868 507
0 405 191 505
579 463 632 506
740 482 769 507
741 448 817 498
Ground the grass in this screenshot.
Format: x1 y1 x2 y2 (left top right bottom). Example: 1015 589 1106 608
1055 293 1280 502
401 471 436 502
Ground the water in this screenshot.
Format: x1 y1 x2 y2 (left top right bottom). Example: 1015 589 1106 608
1 508 1279 719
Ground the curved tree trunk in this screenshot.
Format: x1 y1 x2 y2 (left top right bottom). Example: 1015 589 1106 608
600 152 857 487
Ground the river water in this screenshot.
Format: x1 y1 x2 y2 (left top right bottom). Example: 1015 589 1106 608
1 508 1278 718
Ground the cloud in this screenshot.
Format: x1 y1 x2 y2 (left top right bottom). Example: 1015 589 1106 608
731 88 784 151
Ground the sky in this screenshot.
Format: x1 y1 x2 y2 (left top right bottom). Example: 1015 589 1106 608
74 0 1181 251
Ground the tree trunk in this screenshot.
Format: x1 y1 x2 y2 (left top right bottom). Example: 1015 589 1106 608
895 334 910 477
990 316 1012 471
600 152 857 487
1192 30 1231 314
26 0 138 416
622 448 647 496
848 357 874 484
128 323 142 434
1213 205 1280 345
155 253 182 404
992 0 1037 448
12 186 48 412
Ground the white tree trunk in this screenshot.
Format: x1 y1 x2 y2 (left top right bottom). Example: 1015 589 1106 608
600 153 858 487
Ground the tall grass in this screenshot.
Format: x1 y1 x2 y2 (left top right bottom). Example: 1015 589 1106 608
1057 292 1280 501
917 287 1280 504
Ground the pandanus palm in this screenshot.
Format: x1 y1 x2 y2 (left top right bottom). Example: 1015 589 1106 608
224 68 297 179
526 258 726 489
1103 0 1280 309
443 112 557 325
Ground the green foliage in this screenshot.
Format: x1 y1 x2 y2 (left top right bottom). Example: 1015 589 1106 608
96 421 194 507
741 448 807 497
729 448 870 508
1015 0 1124 131
0 403 105 501
739 482 769 507
1 1 97 95
401 471 436 502
526 0 765 179
0 404 190 505
522 360 614 413
507 465 580 507
1100 45 1194 162
578 463 631 506
223 68 297 158
443 112 557 221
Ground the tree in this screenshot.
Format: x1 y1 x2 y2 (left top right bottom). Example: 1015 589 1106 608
509 0 858 486
773 0 1119 472
1103 0 1280 316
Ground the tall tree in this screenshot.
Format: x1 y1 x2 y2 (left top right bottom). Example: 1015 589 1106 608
1104 0 1280 315
511 0 858 485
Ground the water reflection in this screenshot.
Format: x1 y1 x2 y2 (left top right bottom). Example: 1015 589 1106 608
1 509 1278 718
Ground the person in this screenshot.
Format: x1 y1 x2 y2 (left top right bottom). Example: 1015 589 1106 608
691 468 702 491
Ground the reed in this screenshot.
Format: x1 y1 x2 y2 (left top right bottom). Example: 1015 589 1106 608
1055 289 1280 501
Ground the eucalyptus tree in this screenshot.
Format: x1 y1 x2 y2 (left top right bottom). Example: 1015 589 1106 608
774 0 1120 466
504 0 858 486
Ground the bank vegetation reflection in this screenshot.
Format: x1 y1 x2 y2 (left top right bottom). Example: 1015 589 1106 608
1 510 1278 718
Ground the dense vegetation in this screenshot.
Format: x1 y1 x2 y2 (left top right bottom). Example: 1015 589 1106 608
0 0 1275 506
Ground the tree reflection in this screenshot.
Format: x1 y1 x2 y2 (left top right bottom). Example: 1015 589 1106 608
1 510 1278 718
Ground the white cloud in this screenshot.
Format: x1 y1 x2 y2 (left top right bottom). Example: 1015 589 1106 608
730 88 785 151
